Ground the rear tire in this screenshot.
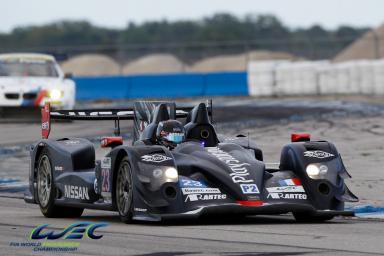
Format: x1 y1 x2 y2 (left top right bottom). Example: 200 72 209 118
36 150 84 218
293 212 334 223
115 157 134 223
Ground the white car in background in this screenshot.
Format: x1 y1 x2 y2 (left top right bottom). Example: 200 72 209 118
0 53 75 109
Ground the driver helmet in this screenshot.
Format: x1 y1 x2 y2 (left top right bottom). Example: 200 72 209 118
156 120 185 148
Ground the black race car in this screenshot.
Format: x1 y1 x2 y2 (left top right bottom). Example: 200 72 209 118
24 101 358 223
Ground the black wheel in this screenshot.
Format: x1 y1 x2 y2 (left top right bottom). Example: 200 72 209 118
37 150 84 218
115 157 134 223
293 212 334 223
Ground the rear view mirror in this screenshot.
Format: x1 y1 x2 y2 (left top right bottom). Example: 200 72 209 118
64 73 73 79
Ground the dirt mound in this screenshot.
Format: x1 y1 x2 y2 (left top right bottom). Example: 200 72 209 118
188 54 246 72
188 50 298 72
61 51 299 75
122 54 184 74
248 50 298 61
61 54 121 76
334 25 384 62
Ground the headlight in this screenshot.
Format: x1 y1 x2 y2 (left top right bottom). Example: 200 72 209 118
165 167 178 180
306 164 328 179
49 89 62 100
306 164 320 176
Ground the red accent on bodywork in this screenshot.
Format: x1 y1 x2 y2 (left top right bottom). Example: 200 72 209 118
291 133 311 142
101 137 123 148
291 178 302 185
34 90 48 107
237 200 264 207
41 103 51 139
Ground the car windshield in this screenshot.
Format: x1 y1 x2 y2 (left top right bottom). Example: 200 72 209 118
0 59 59 77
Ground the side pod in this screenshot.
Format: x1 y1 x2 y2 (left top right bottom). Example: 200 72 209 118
280 140 358 211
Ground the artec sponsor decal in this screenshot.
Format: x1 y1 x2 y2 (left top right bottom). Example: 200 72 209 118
184 193 227 202
267 193 307 200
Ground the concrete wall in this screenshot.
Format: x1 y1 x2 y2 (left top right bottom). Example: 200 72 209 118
248 60 384 96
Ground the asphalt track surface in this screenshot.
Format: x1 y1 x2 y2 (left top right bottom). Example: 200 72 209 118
1 196 384 256
1 97 384 255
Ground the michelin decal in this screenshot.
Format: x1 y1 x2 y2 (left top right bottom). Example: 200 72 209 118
266 185 305 193
141 154 172 163
182 188 221 195
304 150 334 159
179 178 227 201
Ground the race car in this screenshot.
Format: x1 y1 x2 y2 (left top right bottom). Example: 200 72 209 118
0 53 75 109
24 101 358 223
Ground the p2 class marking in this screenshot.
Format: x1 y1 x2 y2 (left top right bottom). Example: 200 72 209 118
240 184 260 194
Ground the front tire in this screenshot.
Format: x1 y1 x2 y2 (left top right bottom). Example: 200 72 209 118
37 150 83 218
115 157 134 223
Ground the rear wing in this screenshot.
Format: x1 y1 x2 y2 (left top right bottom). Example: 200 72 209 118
41 101 213 139
41 103 136 139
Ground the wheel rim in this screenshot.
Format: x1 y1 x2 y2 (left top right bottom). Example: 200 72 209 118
116 162 133 215
37 155 52 208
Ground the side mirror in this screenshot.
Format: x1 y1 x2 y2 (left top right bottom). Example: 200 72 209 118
64 73 73 79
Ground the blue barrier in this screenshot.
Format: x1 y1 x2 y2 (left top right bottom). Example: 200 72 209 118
75 76 129 100
74 72 247 100
204 72 248 96
129 74 205 98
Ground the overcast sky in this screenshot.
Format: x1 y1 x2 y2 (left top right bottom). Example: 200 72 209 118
1 0 384 32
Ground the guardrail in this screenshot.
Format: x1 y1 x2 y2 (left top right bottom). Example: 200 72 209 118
74 72 248 100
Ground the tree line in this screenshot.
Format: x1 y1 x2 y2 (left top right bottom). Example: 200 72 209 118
0 13 369 59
